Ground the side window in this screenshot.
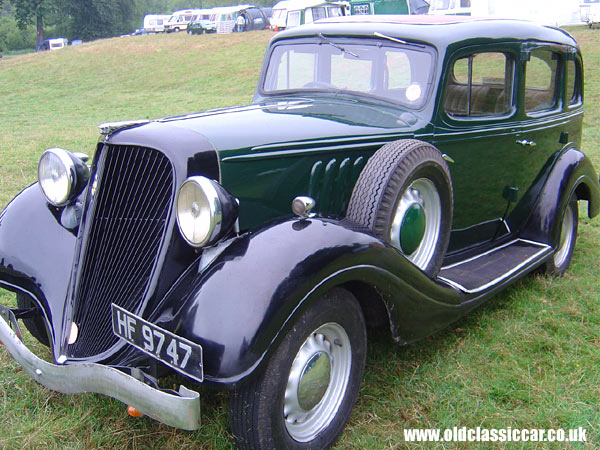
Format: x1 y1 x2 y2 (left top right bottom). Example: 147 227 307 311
525 49 559 113
444 52 513 118
566 58 581 106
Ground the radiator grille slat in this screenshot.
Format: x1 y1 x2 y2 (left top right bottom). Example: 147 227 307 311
69 145 174 358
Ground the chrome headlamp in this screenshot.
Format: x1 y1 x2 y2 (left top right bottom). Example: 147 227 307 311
176 176 238 247
38 148 89 206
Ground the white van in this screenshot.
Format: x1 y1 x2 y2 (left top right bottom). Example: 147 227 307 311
143 14 171 33
272 0 346 30
164 9 203 32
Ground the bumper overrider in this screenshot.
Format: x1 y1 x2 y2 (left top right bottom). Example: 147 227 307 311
0 304 201 430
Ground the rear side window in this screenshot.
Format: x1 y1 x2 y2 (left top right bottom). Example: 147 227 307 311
444 52 513 118
525 49 559 113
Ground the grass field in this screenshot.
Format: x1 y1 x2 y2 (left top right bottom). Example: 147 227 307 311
1 27 599 449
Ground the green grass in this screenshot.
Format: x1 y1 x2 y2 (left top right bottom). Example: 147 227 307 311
1 27 600 449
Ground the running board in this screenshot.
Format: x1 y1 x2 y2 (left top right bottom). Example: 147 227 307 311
439 239 551 294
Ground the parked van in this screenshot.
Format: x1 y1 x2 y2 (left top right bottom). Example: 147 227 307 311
36 38 68 52
164 9 203 32
272 0 346 30
143 14 171 33
349 0 429 15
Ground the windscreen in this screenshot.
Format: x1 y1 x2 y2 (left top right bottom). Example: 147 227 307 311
263 40 433 108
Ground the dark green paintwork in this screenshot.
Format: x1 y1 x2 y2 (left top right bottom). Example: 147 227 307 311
163 17 584 254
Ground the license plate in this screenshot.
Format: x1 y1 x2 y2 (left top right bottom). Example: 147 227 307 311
111 304 204 382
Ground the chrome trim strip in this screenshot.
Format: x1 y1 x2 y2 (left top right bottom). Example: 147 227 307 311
0 312 201 430
439 240 551 294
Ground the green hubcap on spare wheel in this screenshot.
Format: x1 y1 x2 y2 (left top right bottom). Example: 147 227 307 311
400 203 426 255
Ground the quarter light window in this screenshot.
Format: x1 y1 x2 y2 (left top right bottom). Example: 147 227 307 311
525 49 559 113
444 52 513 117
566 58 581 106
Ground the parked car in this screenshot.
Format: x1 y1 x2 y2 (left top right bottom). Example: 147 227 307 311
236 6 273 31
187 9 216 34
1 15 598 450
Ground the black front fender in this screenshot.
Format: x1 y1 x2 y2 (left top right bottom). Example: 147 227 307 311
0 184 78 349
149 217 464 386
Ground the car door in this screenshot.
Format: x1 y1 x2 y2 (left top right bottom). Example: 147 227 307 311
432 45 522 253
506 45 581 231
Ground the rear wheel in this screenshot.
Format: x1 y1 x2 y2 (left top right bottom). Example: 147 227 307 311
541 199 578 276
16 293 50 346
229 288 367 449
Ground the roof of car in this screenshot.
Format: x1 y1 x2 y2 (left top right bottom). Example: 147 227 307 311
273 16 578 49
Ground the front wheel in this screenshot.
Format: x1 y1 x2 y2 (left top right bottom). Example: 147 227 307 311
229 288 367 449
16 293 50 346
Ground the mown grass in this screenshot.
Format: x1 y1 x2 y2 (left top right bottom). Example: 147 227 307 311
1 27 600 449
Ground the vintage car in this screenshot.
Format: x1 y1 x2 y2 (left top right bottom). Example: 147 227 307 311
0 15 598 449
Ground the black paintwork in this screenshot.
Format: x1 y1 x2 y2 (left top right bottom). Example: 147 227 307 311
1 18 599 388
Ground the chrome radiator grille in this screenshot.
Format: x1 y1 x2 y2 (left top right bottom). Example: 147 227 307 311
68 144 174 358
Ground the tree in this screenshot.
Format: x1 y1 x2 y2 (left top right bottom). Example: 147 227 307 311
10 0 56 44
68 0 139 41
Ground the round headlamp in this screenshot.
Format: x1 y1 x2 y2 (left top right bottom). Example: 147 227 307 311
176 176 238 247
38 148 81 206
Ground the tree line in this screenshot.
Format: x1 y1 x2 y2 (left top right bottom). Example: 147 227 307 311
0 0 274 52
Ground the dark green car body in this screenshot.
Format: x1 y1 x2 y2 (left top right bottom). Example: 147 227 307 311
206 15 595 253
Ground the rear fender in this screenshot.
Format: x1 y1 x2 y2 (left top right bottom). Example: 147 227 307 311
518 147 600 245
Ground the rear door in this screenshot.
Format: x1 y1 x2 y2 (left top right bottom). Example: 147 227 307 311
432 45 522 253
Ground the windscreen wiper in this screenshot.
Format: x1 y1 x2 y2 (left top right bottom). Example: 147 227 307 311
373 32 426 48
318 33 359 58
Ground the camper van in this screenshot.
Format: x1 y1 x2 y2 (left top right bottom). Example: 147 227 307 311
164 9 203 32
143 14 171 33
209 5 252 33
271 0 347 30
428 0 471 15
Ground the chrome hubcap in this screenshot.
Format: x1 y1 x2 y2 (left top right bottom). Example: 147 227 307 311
284 323 351 442
554 204 575 267
390 178 441 270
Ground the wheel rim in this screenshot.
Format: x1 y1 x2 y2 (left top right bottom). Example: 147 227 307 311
284 323 352 442
554 204 575 267
390 178 441 270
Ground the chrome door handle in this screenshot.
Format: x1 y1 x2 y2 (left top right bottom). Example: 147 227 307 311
516 139 537 147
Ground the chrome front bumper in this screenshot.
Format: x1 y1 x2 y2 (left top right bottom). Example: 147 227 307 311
0 308 201 430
